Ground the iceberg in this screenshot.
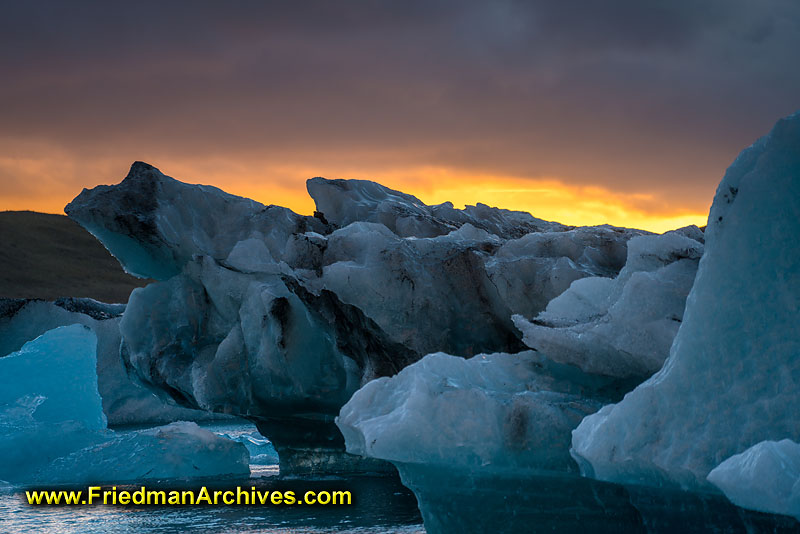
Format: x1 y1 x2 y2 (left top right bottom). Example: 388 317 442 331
336 350 797 533
513 227 703 378
218 429 280 465
0 297 222 426
707 439 800 520
42 422 249 484
0 324 105 430
571 111 800 490
0 325 249 485
65 162 652 471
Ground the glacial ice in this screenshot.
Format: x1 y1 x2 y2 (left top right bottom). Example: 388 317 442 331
66 162 655 464
335 347 800 533
65 162 327 280
0 298 220 426
43 422 250 484
571 111 800 490
707 439 800 520
218 429 280 465
0 325 249 484
0 324 105 430
337 351 618 473
513 227 703 378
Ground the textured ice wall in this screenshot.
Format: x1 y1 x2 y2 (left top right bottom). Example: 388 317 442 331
571 111 800 490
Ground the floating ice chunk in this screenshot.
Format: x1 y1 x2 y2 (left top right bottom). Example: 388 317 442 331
0 298 219 426
337 351 606 473
513 230 703 378
218 430 279 465
0 324 105 430
707 439 800 519
66 162 649 468
571 111 800 490
0 326 249 484
42 422 250 484
0 326 107 482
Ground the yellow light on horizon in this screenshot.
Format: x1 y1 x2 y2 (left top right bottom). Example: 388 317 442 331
0 158 710 234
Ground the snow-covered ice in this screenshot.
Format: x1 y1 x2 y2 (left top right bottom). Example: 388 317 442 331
571 111 800 490
707 439 800 520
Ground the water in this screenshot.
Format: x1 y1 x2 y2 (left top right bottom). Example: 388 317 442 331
3 422 798 533
0 422 424 534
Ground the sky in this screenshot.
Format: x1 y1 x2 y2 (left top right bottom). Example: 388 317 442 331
1 1 799 232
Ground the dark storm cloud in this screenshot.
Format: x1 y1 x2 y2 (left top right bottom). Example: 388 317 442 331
1 0 799 206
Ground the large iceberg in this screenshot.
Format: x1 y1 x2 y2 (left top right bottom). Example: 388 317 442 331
571 111 800 490
65 162 649 470
0 325 249 485
707 439 800 520
0 298 222 426
513 227 703 379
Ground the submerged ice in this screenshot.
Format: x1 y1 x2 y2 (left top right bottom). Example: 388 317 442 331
0 325 248 485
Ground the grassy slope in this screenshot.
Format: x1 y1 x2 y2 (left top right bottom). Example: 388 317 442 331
0 211 149 303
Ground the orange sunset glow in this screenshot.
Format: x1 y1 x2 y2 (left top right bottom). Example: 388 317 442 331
2 2 798 233
0 154 711 233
